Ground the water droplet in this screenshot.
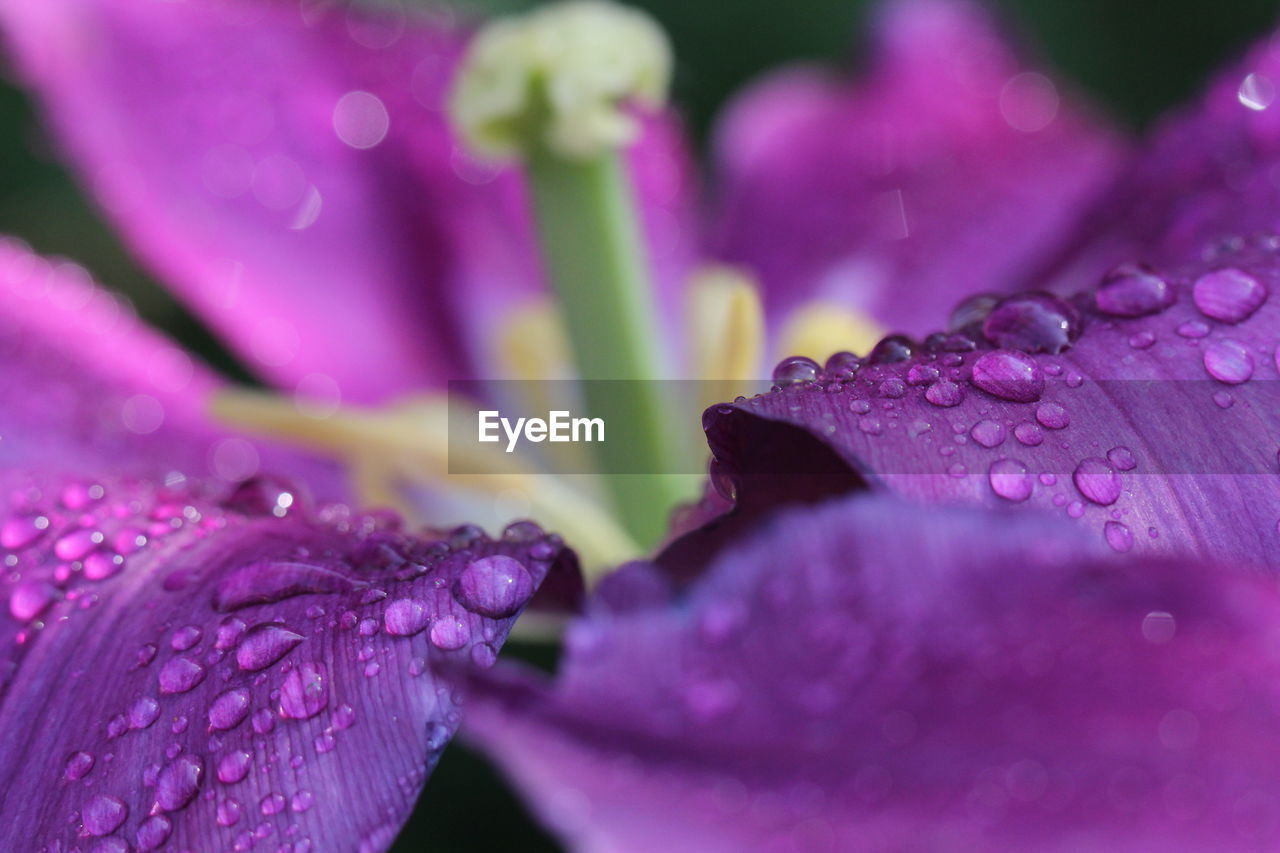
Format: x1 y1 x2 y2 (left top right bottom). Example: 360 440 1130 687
1192 268 1267 323
1239 71 1276 110
314 731 337 753
429 615 470 650
209 688 252 731
988 459 1034 502
970 420 1007 448
379 598 428 637
1177 320 1210 338
772 356 819 385
1128 331 1156 349
1073 457 1122 505
982 293 1079 353
215 617 247 650
135 815 173 851
824 351 861 378
1106 446 1137 471
236 624 304 671
171 625 202 651
155 754 204 812
949 293 1001 332
10 580 57 621
292 791 315 813
878 378 906 399
858 417 883 436
1094 264 1174 317
1142 611 1176 644
1203 338 1255 384
82 794 128 836
279 662 328 720
54 527 103 561
217 749 252 784
159 656 206 694
260 792 286 815
215 560 359 611
1035 402 1070 429
129 696 161 730
868 335 915 364
971 350 1045 402
83 551 123 581
1104 521 1134 553
1 513 49 550
455 556 534 619
64 750 95 781
333 704 356 730
1013 422 1044 446
217 797 242 827
925 380 963 407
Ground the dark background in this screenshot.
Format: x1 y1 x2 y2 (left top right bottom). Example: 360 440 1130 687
1 0 1276 849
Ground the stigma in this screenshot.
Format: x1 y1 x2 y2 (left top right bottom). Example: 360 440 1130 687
448 0 672 161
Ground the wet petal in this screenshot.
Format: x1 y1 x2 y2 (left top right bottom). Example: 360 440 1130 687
466 496 1280 850
705 239 1280 570
0 0 697 398
710 0 1125 337
0 472 575 850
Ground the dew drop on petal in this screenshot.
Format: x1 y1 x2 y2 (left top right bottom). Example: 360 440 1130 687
1104 521 1134 553
159 657 206 694
924 380 963 407
1073 457 1122 505
135 815 173 851
209 688 252 731
772 356 819 385
454 556 534 619
235 624 304 671
1192 268 1267 323
384 598 430 636
155 754 204 812
217 750 252 784
982 293 1078 353
970 420 1006 448
65 751 95 781
429 615 470 650
988 459 1033 502
1094 264 1175 317
971 350 1045 402
1106 446 1137 471
1203 339 1255 384
1035 402 1070 429
278 662 328 720
81 795 128 836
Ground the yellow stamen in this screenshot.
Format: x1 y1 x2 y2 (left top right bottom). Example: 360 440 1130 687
776 300 885 364
686 265 765 410
211 389 639 573
449 0 672 161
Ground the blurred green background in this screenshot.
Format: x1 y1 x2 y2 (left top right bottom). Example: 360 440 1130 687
1 0 1277 849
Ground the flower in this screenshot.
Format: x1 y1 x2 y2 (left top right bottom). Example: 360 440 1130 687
0 0 1123 562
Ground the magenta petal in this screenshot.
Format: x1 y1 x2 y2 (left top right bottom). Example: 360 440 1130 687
710 0 1125 336
0 0 697 398
0 238 346 506
465 496 1280 850
705 234 1280 570
0 473 575 850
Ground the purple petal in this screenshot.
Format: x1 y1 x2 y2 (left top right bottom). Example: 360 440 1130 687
703 234 1280 570
0 471 575 850
0 0 697 398
0 237 344 502
1039 20 1280 288
465 496 1280 850
710 0 1125 336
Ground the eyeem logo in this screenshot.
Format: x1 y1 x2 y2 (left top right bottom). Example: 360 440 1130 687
478 410 605 453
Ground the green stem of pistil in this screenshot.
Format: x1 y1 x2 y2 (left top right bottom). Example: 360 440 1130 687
525 145 688 546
